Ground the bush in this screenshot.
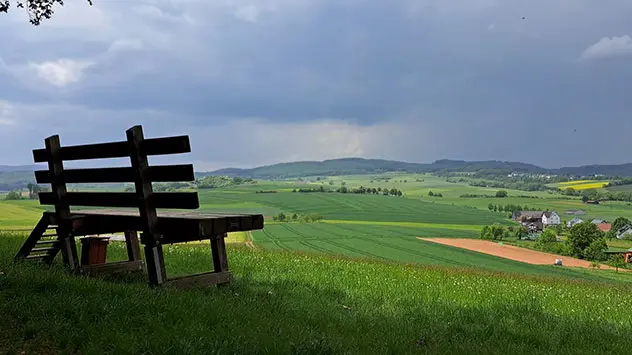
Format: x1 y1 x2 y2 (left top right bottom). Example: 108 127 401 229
537 229 557 245
583 238 608 261
3 191 22 200
566 222 604 259
495 190 508 198
481 224 510 241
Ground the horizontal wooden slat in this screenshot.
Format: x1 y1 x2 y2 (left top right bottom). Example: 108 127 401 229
34 164 194 184
166 271 232 289
82 260 144 276
33 136 191 162
38 192 199 209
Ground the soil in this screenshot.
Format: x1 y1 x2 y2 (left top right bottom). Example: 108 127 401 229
417 237 625 271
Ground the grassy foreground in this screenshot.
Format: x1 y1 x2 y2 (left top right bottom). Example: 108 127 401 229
1 233 632 354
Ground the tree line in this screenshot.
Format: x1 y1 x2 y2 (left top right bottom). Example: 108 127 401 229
272 212 324 223
292 186 404 196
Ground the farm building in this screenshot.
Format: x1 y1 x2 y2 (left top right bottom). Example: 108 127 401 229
512 211 560 227
585 200 600 205
567 218 584 228
591 219 606 224
604 248 632 263
566 209 585 215
616 225 632 239
541 211 560 226
596 223 612 233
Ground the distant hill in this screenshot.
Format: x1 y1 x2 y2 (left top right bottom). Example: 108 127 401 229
5 158 632 191
206 158 632 179
0 165 38 173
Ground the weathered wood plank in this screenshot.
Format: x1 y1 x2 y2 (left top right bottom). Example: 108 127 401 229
124 231 142 262
166 271 232 289
33 135 191 162
45 135 79 271
44 211 264 241
34 164 194 184
38 191 200 209
81 260 144 276
210 233 229 273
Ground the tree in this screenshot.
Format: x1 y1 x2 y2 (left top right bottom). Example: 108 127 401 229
481 224 508 241
583 238 608 261
537 228 557 245
607 254 626 273
514 226 528 240
581 195 589 203
488 203 494 211
611 217 631 233
0 0 93 25
566 221 603 258
4 190 22 200
428 191 434 197
495 190 508 198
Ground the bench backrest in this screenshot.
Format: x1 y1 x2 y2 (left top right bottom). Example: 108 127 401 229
32 125 199 239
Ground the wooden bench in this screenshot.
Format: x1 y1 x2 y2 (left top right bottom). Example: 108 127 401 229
14 125 264 287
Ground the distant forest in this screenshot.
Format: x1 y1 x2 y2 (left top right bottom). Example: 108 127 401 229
4 158 632 191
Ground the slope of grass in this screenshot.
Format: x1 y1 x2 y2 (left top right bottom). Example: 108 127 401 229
1 233 632 354
198 190 510 225
251 222 632 283
0 200 46 229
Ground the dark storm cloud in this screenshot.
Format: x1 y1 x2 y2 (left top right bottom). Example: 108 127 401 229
1 0 632 168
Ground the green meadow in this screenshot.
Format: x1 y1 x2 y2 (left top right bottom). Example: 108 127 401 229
1 232 632 354
3 171 632 354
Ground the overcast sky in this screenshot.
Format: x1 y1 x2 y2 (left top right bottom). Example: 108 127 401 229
1 0 632 171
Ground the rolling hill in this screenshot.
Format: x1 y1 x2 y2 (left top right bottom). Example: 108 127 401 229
5 158 632 190
206 158 632 179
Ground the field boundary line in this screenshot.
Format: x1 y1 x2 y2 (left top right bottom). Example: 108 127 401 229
323 220 483 231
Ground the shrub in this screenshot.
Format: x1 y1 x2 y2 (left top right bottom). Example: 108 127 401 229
3 191 22 200
566 222 604 259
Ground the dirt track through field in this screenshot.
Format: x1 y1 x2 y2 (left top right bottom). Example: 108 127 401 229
418 238 625 271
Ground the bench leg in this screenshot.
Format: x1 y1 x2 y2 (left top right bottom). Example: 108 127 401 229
144 243 167 286
58 232 79 273
210 233 229 273
124 231 142 262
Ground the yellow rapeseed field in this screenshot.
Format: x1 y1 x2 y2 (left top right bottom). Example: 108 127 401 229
558 181 609 190
559 180 596 185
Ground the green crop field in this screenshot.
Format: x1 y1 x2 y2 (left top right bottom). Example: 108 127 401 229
198 188 510 225
1 232 632 354
251 222 632 283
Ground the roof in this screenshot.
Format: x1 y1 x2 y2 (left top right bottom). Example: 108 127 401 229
543 211 557 218
591 219 605 224
569 217 583 223
617 224 632 234
514 211 544 219
596 223 612 232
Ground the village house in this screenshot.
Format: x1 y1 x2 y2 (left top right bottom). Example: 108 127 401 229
567 217 584 228
541 211 561 226
512 210 560 230
616 224 632 239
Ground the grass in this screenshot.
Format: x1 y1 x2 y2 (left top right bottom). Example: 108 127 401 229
198 189 511 225
2 232 632 354
251 222 632 283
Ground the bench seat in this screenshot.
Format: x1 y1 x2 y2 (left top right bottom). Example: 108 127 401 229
44 210 264 244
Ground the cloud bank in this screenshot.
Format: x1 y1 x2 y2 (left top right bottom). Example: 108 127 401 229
1 0 631 170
